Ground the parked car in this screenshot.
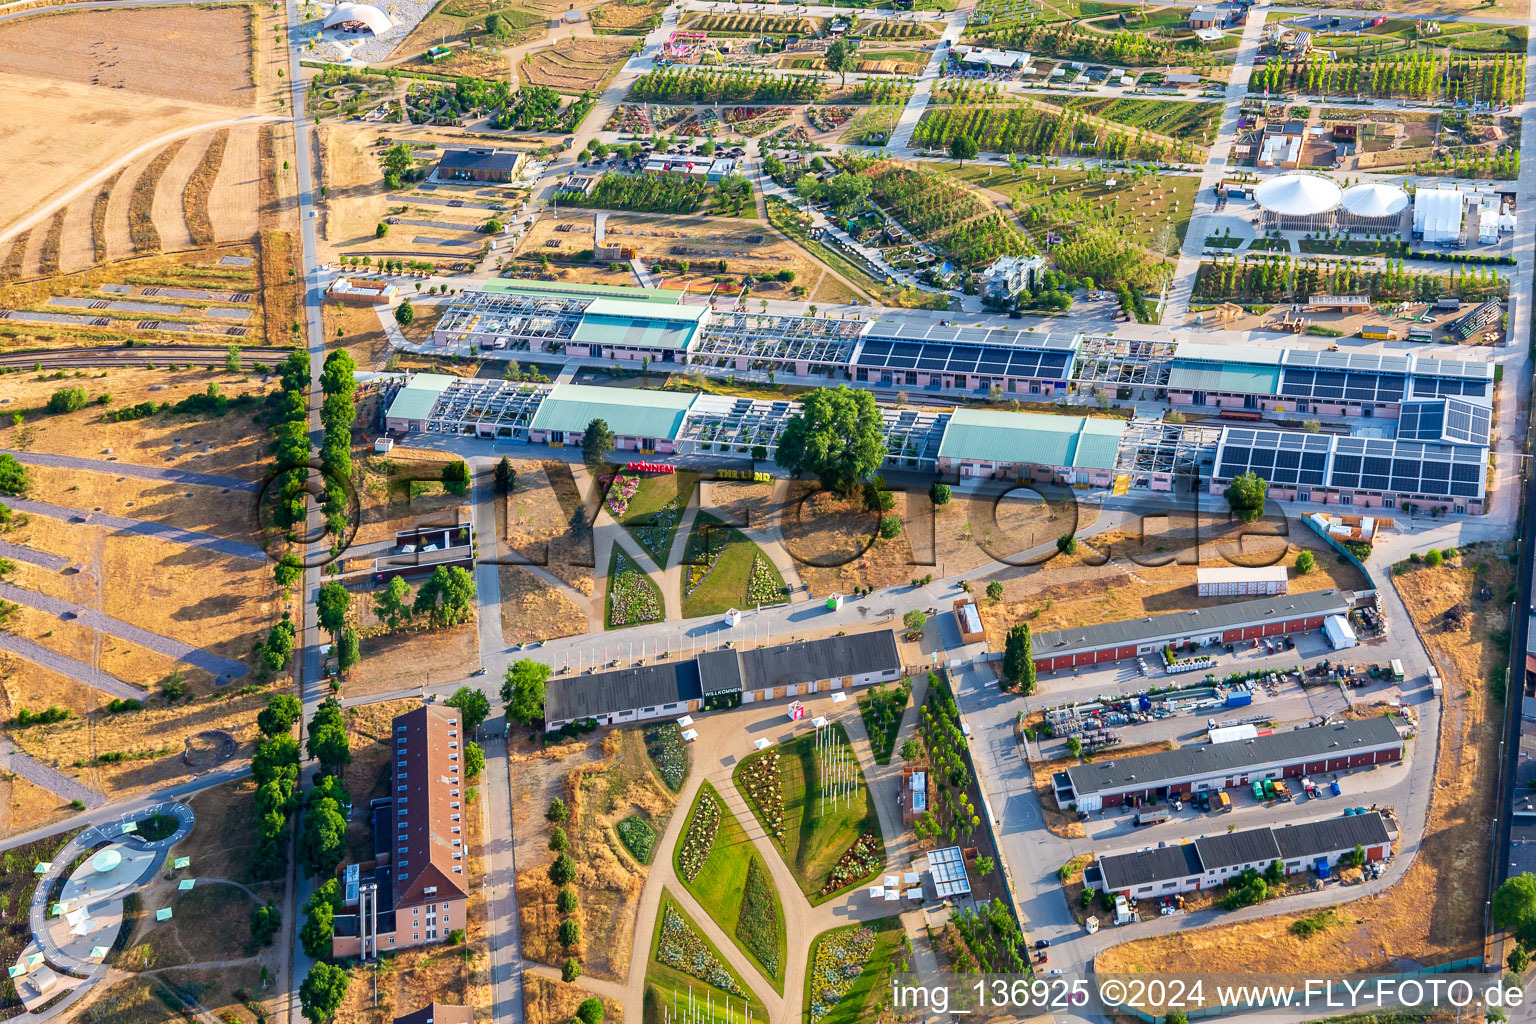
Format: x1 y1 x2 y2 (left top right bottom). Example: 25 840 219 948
1034 940 1050 949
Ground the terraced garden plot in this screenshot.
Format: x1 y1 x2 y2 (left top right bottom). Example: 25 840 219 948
1057 97 1221 145
520 37 635 94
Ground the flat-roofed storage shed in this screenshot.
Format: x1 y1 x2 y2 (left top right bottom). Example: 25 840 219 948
1032 588 1349 671
936 408 1125 487
565 298 707 361
1056 716 1403 811
383 374 457 433
528 383 697 454
1196 566 1289 596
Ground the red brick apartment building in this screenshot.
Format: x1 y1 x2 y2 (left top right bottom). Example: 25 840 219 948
333 705 471 957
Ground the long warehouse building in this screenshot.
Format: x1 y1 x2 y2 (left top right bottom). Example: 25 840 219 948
1031 589 1352 671
1054 715 1405 811
1089 811 1394 897
423 283 1494 422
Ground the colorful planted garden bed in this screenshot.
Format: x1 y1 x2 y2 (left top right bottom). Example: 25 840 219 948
617 813 658 864
677 787 722 882
644 721 689 792
608 549 663 628
656 903 747 996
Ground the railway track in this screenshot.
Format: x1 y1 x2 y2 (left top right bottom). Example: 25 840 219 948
0 344 297 370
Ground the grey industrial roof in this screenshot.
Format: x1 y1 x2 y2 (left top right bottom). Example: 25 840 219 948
439 148 521 172
1092 813 1392 892
545 661 702 723
697 648 744 696
1097 843 1204 891
1274 810 1391 860
1195 828 1282 870
735 630 900 692
546 631 899 721
1064 717 1402 797
1034 589 1350 659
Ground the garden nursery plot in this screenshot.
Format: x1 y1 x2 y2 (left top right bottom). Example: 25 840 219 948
520 38 636 95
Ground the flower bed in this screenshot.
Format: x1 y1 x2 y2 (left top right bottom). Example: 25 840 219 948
632 495 684 558
745 554 783 606
644 721 688 791
734 857 781 976
684 526 728 596
657 904 746 996
616 813 658 864
809 926 878 1024
807 106 854 132
678 790 721 881
737 750 784 841
609 550 663 626
600 473 641 519
816 833 882 898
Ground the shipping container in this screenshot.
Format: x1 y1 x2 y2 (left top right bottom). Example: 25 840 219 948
1226 689 1253 708
1390 659 1405 681
1134 810 1169 827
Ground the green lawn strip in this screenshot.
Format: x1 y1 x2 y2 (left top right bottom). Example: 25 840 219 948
681 513 786 618
605 546 665 630
647 889 771 1023
856 680 911 764
674 783 787 992
617 470 698 560
733 726 884 904
801 918 908 1024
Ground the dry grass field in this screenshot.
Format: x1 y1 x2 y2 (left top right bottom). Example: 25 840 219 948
499 565 591 643
129 139 188 252
0 6 258 238
1096 544 1512 976
323 299 391 368
518 37 633 93
210 125 262 243
515 728 678 982
525 976 624 1024
152 133 212 251
500 459 595 596
516 210 819 296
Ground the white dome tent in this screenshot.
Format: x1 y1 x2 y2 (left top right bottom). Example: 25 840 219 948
1339 182 1410 234
322 2 392 34
1253 172 1343 232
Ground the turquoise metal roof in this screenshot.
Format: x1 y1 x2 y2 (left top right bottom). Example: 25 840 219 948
385 373 457 422
481 279 687 304
529 383 697 440
937 409 1126 470
1167 360 1282 395
570 298 707 351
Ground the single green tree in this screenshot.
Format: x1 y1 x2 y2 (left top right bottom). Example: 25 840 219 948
986 580 1004 602
46 388 88 414
576 997 605 1024
395 301 415 327
376 222 389 239
446 686 491 731
381 142 414 189
337 626 360 672
900 738 922 761
299 962 350 1024
494 456 515 493
1002 623 1035 694
1065 736 1082 757
1057 534 1077 555
503 658 551 724
225 345 243 373
0 455 27 497
929 482 951 506
1224 471 1268 523
950 133 979 167
562 957 582 983
464 741 485 780
258 694 302 737
315 582 351 638
547 797 570 824
825 37 858 88
774 386 885 496
374 575 414 630
1295 550 1315 575
557 886 578 913
903 609 927 633
582 418 615 472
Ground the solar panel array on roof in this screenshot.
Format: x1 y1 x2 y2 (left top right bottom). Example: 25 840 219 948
1279 366 1406 403
1217 429 1333 486
1283 350 1412 374
854 337 1073 380
863 320 1078 349
1329 437 1483 499
1398 398 1491 447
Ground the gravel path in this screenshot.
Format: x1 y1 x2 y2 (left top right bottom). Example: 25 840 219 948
0 541 70 571
0 449 258 492
3 498 266 561
0 582 249 681
0 748 104 809
0 633 145 700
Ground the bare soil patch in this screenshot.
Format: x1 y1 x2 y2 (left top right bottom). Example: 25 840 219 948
56 195 94 274
0 6 256 105
324 299 391 369
501 460 595 596
499 565 591 643
209 125 261 243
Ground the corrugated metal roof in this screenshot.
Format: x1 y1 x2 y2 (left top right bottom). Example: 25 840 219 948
1273 810 1391 860
528 383 696 439
584 297 709 323
545 660 703 723
735 630 899 692
1065 716 1401 796
1168 359 1282 395
1197 567 1289 584
481 279 686 304
1098 843 1204 891
1035 588 1348 658
385 373 458 422
1195 828 1281 870
937 409 1126 469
